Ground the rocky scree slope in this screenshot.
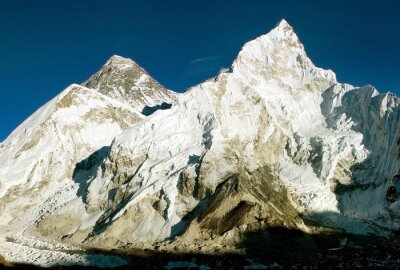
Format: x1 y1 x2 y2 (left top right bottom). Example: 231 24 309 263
1 19 400 260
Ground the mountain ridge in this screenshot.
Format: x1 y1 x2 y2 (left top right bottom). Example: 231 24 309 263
0 20 399 267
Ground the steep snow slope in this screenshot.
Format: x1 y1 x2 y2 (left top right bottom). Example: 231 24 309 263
1 19 399 266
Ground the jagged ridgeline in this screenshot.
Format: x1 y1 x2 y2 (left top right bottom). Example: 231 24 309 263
0 19 399 267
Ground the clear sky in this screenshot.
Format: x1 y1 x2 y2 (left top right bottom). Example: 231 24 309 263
0 0 399 141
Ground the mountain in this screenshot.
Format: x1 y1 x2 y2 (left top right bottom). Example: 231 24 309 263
83 55 175 113
0 19 399 267
0 56 176 266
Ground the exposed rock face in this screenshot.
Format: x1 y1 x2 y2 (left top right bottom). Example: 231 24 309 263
0 19 399 266
83 55 176 111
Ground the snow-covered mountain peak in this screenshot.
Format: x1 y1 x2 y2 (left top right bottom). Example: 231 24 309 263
105 55 138 69
236 18 301 58
276 18 291 28
231 19 336 92
82 55 145 91
273 18 296 37
82 56 176 111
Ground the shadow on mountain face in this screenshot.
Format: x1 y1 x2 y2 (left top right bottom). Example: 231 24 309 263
5 226 398 270
170 175 234 238
141 102 172 116
70 145 134 236
238 224 400 269
239 226 318 259
171 163 304 239
72 146 110 203
317 86 400 233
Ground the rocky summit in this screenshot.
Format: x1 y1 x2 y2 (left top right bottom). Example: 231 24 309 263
0 19 399 268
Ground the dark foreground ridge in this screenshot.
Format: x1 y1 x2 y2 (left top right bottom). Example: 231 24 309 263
2 230 400 269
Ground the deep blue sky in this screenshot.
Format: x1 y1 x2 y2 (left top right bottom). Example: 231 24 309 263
1 0 399 141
